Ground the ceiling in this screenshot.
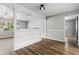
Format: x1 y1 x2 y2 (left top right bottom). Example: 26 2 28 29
19 3 79 17
2 3 79 17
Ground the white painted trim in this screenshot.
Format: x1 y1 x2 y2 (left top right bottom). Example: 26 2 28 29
47 30 64 31
64 14 79 20
47 38 65 42
14 39 41 50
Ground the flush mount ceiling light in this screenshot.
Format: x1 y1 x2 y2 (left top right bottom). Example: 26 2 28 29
40 4 45 10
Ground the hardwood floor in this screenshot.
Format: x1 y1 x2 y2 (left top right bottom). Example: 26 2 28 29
15 39 79 55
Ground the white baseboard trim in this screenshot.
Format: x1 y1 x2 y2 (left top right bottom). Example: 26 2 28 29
14 39 41 51
46 38 65 42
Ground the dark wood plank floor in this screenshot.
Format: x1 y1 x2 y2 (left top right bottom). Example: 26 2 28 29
15 39 79 55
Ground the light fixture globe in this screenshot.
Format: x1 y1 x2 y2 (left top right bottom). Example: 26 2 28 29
40 4 45 10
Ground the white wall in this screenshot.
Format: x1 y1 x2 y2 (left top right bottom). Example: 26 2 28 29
40 19 46 38
14 4 46 50
14 29 41 50
47 15 64 42
47 10 79 42
0 4 13 19
28 18 46 38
